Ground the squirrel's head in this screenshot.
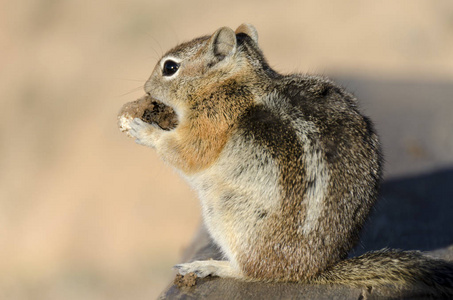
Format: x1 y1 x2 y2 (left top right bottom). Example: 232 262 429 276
144 24 269 123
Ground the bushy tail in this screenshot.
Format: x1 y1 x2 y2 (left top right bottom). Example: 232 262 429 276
314 249 453 297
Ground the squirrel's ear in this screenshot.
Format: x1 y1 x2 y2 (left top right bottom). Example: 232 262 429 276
235 24 258 44
208 27 237 59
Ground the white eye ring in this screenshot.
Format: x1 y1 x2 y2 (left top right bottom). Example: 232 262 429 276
160 56 182 79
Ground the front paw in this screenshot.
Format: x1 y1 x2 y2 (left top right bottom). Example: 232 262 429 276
129 118 160 147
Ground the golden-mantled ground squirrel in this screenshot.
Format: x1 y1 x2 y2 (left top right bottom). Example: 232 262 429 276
118 24 453 296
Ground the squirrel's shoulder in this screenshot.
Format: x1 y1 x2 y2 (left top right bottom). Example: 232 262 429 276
237 73 359 125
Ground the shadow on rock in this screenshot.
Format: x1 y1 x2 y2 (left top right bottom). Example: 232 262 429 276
354 167 453 255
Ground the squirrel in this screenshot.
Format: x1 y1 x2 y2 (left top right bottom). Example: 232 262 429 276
118 24 453 296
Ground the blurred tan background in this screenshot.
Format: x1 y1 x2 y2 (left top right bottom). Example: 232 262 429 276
1 1 453 299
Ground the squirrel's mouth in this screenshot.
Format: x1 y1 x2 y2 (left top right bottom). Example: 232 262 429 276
141 96 179 131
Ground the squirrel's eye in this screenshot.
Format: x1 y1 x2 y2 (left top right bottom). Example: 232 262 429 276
162 60 180 76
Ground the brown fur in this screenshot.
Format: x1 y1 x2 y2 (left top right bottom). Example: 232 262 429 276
167 76 256 173
119 24 453 297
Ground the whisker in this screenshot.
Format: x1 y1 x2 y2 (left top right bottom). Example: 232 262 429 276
115 78 146 82
169 24 180 46
149 35 164 58
143 32 164 59
119 85 143 97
